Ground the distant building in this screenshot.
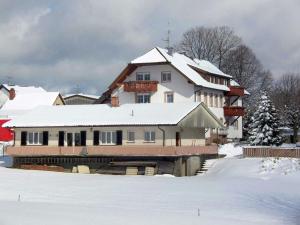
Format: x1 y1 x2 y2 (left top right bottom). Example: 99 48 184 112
63 93 99 105
0 84 65 142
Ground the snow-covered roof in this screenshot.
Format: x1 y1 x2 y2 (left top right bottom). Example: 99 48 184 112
1 92 61 111
4 102 222 128
130 47 233 91
193 59 231 78
2 84 46 94
131 48 167 64
64 93 99 100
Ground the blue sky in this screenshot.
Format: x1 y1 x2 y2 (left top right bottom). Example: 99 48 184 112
0 0 299 95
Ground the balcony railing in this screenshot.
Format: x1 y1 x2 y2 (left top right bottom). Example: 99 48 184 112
212 128 228 136
225 86 245 96
6 145 218 157
123 81 158 93
224 106 245 117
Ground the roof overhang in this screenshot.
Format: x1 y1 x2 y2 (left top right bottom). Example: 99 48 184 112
178 102 224 129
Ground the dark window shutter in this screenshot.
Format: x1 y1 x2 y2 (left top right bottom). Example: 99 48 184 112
93 131 99 146
42 131 49 145
116 130 122 145
58 131 64 146
21 131 27 146
80 131 86 146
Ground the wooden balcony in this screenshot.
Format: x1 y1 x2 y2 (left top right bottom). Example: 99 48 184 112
123 81 158 93
6 145 218 157
224 106 245 117
225 86 245 96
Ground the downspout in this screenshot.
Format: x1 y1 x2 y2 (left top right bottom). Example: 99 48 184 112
158 125 165 147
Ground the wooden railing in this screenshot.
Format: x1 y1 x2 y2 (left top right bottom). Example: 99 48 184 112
123 81 158 92
226 86 245 96
6 145 218 157
243 147 300 158
224 106 245 117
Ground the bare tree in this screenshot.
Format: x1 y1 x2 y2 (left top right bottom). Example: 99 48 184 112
177 26 241 68
222 45 262 90
272 74 300 143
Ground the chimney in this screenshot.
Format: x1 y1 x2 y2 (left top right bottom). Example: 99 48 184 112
111 96 119 107
9 88 16 100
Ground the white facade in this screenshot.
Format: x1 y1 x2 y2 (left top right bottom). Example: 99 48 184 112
109 48 245 141
112 64 195 104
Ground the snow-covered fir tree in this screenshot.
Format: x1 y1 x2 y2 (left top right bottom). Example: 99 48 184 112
248 92 283 146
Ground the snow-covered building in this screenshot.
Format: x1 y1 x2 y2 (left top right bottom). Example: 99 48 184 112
101 47 248 143
63 93 99 105
5 102 222 176
0 84 47 108
0 84 65 142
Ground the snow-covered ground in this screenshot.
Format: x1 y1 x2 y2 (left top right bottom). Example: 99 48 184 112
0 146 299 225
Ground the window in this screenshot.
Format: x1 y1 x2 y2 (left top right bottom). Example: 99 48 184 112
100 131 116 145
144 131 155 142
164 92 174 103
74 133 81 146
204 92 208 105
209 93 213 107
66 131 86 146
196 91 201 102
136 93 150 103
214 94 218 107
127 131 135 142
27 132 43 145
161 71 171 82
233 120 239 130
219 95 224 107
136 72 150 81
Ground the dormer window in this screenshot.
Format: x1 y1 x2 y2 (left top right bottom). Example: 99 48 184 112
136 72 150 81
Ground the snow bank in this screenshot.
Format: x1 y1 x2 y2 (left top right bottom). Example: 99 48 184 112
218 143 243 158
260 158 300 175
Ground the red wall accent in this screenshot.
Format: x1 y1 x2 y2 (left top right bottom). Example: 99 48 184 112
0 119 14 142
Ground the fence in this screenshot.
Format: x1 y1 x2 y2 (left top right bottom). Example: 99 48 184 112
243 147 300 158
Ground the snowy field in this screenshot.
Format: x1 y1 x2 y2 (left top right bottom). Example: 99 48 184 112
0 145 299 224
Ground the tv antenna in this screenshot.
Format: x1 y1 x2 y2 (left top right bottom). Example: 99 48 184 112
163 22 171 48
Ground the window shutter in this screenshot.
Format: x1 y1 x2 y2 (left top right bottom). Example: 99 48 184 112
21 131 27 146
58 131 65 146
151 131 155 142
80 131 86 146
93 131 99 146
42 131 49 145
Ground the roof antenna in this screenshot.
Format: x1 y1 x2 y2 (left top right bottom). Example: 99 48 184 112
163 22 173 55
131 110 134 117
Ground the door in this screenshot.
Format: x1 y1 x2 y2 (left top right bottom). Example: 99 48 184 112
116 130 123 145
176 132 181 146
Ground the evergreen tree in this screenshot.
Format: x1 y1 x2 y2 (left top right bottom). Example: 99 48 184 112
248 92 283 146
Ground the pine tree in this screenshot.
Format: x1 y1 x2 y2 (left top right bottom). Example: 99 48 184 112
248 92 283 146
